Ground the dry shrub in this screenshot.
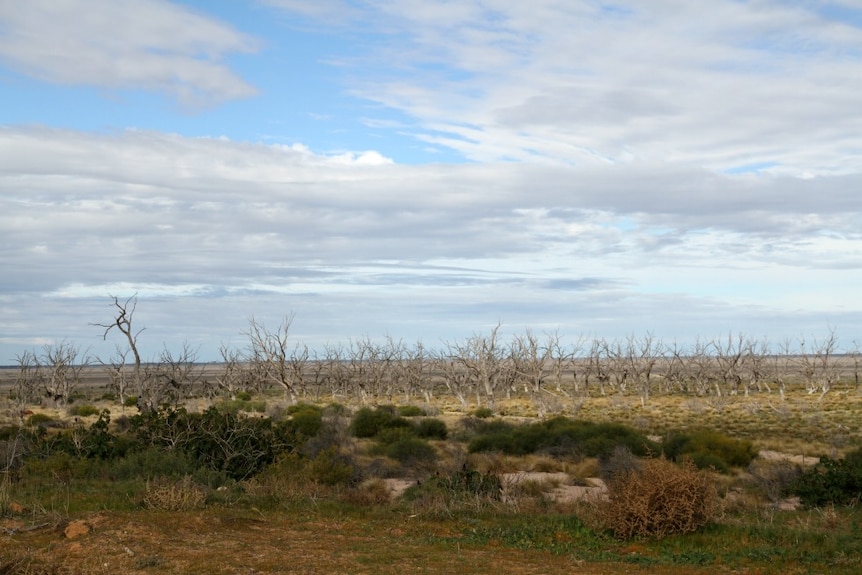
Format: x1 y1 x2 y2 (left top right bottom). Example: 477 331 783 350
593 457 719 539
340 479 393 506
143 476 206 511
0 474 12 516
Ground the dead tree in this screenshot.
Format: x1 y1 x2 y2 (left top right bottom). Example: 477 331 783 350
446 323 505 408
41 340 88 405
13 350 40 408
244 315 299 403
94 294 144 406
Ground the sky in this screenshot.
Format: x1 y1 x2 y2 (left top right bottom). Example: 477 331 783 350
2 0 862 364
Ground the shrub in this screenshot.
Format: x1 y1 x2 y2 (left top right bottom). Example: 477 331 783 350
142 476 206 511
351 406 410 438
404 463 502 507
69 404 101 418
289 407 323 438
397 405 426 417
593 457 719 539
25 413 54 427
789 448 862 507
473 407 494 419
468 417 657 459
124 395 139 407
414 418 448 440
385 436 437 466
664 429 756 471
235 391 253 401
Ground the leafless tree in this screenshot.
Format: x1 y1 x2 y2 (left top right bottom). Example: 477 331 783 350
797 329 840 399
13 350 40 408
446 323 505 408
437 352 471 408
99 345 132 406
140 342 201 409
244 315 299 403
215 343 250 399
712 333 750 396
41 340 88 405
94 294 144 405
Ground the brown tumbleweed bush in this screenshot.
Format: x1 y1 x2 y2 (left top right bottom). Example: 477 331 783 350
593 457 719 539
142 476 206 511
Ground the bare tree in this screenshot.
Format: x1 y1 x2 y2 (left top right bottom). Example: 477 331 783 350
798 329 840 399
244 315 299 403
41 340 88 405
94 294 144 405
446 323 504 408
13 350 40 408
216 343 250 399
99 345 132 406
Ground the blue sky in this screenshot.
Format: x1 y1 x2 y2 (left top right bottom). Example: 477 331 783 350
1 0 862 363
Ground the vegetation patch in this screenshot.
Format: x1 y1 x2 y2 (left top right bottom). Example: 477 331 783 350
468 416 658 459
591 457 719 539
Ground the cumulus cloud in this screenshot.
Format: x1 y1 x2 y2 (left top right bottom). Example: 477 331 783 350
0 0 259 107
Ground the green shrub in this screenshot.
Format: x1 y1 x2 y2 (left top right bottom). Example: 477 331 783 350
290 408 323 437
473 407 494 419
405 463 502 503
69 404 101 417
25 413 54 427
414 418 448 440
468 417 657 459
351 406 411 438
124 395 138 407
306 447 356 486
235 391 253 401
664 429 756 471
385 437 437 466
130 407 297 480
790 448 862 507
397 405 426 417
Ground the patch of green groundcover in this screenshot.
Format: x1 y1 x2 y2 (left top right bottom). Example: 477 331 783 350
467 416 659 458
446 508 862 573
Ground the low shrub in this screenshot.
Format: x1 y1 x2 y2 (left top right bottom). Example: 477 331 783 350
351 406 411 438
142 476 207 511
468 417 657 459
397 405 426 417
385 436 437 466
25 413 54 427
69 404 101 418
404 463 502 508
288 406 323 437
473 407 494 419
592 457 719 539
414 418 448 440
789 448 862 507
663 429 756 471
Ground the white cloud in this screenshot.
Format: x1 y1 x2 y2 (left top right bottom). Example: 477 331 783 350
0 0 259 107
268 0 862 173
1 126 860 360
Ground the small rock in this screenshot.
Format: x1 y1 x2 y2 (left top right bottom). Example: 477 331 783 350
64 520 91 539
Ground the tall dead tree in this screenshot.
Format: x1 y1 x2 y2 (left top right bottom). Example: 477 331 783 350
244 315 299 403
94 294 144 406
